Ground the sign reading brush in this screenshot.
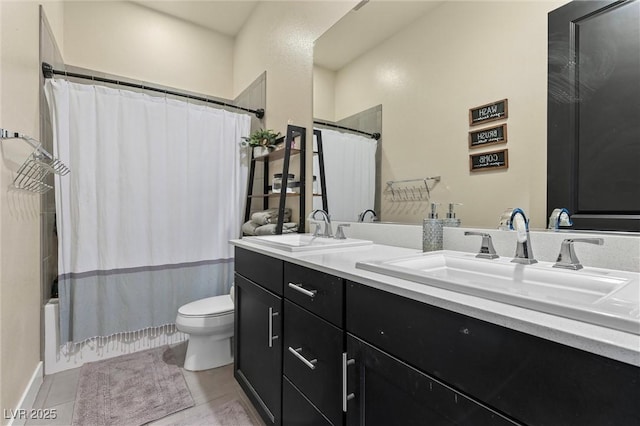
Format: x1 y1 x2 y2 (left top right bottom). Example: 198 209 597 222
469 123 507 148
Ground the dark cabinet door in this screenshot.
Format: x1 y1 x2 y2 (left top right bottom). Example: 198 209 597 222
548 0 640 231
345 335 518 426
234 273 282 425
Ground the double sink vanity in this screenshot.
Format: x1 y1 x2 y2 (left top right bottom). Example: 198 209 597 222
231 227 639 425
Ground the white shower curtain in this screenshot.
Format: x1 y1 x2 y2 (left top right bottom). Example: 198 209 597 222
314 128 377 221
45 79 250 344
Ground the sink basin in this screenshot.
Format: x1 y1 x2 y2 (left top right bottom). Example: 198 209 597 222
246 233 373 252
356 250 640 334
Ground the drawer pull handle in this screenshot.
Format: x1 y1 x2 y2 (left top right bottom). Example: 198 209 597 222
268 307 279 348
288 282 317 298
288 346 317 370
343 352 356 412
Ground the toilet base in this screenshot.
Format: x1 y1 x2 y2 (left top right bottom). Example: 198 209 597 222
183 335 233 371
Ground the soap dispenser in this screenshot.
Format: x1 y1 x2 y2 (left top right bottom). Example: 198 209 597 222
423 202 443 252
443 203 462 228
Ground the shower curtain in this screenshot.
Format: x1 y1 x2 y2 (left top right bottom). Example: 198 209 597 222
313 128 377 221
45 79 250 344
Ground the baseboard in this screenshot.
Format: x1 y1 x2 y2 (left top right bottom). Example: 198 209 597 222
4 361 43 426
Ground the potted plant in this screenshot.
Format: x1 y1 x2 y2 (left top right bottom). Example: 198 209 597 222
241 129 282 158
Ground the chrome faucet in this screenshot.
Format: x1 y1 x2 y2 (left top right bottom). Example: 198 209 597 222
309 209 333 238
358 209 377 222
548 208 573 230
553 238 604 270
464 231 499 259
510 208 537 264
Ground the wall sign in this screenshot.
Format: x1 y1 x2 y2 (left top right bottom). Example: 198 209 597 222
469 99 508 126
469 124 507 148
470 149 509 172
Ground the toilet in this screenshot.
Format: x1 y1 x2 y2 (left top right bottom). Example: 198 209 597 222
176 286 234 371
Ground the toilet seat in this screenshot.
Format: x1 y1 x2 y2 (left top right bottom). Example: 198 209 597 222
178 295 233 318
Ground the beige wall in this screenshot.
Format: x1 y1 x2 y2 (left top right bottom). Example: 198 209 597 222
316 0 568 229
0 0 63 415
64 1 235 98
313 65 336 121
233 1 355 221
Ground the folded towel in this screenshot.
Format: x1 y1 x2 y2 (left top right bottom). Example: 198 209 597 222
254 222 299 236
251 208 292 225
241 220 260 236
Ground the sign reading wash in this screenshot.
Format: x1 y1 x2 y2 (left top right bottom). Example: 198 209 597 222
469 99 508 126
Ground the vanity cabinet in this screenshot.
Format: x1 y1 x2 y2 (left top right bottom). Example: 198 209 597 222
234 248 283 425
234 245 639 426
346 280 640 425
282 264 345 426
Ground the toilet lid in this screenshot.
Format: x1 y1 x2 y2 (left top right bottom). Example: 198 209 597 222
178 295 233 317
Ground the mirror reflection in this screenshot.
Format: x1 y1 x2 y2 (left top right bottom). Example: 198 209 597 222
312 124 380 222
313 0 567 229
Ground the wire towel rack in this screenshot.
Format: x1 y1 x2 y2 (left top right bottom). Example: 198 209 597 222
0 128 70 194
385 176 441 202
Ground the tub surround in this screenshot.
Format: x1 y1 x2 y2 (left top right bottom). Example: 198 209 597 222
231 238 639 367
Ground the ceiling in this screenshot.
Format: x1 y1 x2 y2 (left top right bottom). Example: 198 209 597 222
133 1 442 71
133 1 259 37
314 1 443 71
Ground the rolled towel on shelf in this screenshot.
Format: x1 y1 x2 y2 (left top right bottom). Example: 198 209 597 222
241 220 260 236
251 208 292 225
254 222 299 236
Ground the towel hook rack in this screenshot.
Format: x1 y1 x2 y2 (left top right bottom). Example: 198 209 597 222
0 128 70 194
385 176 441 202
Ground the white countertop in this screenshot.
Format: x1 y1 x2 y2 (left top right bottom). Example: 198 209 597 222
231 238 640 367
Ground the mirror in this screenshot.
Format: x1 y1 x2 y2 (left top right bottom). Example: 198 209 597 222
312 119 381 222
313 0 568 229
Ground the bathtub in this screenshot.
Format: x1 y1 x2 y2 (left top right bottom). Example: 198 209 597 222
44 299 187 374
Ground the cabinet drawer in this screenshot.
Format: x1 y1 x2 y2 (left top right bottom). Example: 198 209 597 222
346 281 640 425
235 247 283 295
284 262 343 327
346 335 518 426
283 376 333 426
284 300 343 426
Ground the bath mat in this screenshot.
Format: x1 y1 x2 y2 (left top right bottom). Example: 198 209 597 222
167 399 256 426
71 346 194 426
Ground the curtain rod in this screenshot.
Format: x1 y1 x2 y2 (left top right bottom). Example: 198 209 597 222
42 62 265 119
313 120 380 140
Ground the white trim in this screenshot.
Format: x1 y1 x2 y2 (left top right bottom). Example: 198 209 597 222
5 361 43 426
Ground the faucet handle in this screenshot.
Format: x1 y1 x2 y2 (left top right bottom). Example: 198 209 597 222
553 238 604 270
464 231 499 259
335 224 351 240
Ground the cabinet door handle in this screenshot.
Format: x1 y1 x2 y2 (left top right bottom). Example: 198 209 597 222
268 307 279 348
288 282 317 298
342 352 355 412
288 347 318 370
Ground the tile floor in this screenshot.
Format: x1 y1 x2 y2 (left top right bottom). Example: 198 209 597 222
28 343 266 426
